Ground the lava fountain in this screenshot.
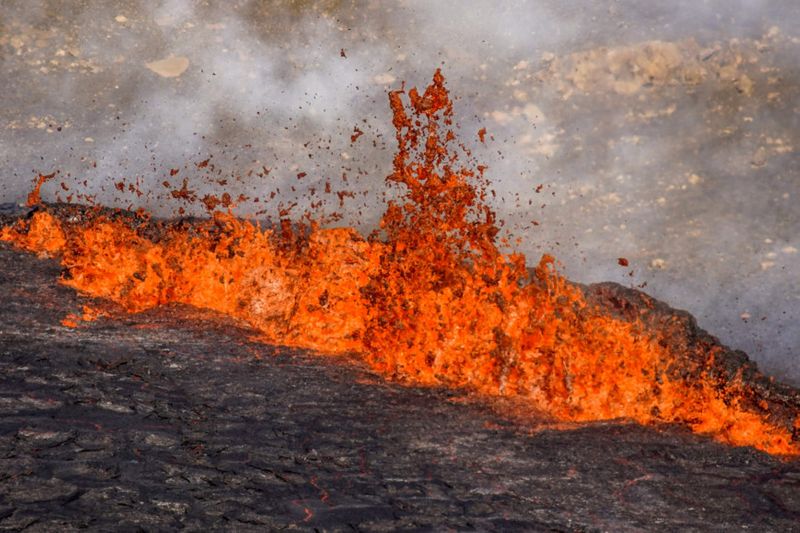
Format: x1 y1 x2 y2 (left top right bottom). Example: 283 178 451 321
2 71 797 456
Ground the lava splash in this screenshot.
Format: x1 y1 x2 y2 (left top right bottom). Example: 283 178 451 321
2 71 798 456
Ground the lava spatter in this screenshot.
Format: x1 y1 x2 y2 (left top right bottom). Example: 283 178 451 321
26 172 57 207
1 71 797 456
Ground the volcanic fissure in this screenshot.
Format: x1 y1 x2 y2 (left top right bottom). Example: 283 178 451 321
2 71 798 456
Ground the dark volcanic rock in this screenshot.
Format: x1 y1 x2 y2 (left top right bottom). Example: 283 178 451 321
583 282 800 439
1 233 800 531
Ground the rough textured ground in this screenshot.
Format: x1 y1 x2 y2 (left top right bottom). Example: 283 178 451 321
1 240 800 531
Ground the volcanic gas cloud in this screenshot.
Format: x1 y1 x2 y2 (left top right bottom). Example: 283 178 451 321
2 71 798 456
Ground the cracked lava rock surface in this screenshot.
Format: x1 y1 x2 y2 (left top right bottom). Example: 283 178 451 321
1 240 800 531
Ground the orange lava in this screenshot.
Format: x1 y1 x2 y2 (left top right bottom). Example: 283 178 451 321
2 71 797 456
26 172 57 207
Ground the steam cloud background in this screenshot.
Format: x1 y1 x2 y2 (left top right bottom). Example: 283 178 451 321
1 0 798 383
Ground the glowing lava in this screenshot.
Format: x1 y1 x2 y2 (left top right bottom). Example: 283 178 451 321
2 71 797 456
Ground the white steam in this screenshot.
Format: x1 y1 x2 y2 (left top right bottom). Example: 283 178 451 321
1 0 798 382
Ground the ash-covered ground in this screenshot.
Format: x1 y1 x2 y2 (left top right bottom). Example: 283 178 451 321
2 232 800 531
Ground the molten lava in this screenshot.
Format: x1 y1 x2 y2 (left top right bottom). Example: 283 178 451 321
2 71 797 456
26 172 56 208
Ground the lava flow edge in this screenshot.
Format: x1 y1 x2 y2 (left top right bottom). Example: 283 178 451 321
2 70 798 457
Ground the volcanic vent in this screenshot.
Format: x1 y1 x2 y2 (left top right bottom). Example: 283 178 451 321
2 71 799 458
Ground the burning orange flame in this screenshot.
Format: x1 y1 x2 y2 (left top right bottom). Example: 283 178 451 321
2 71 797 456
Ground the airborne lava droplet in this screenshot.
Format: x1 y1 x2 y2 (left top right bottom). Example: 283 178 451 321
26 172 57 207
351 127 364 143
170 178 196 202
1 70 798 456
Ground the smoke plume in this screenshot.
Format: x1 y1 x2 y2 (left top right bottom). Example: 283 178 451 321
1 0 798 382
